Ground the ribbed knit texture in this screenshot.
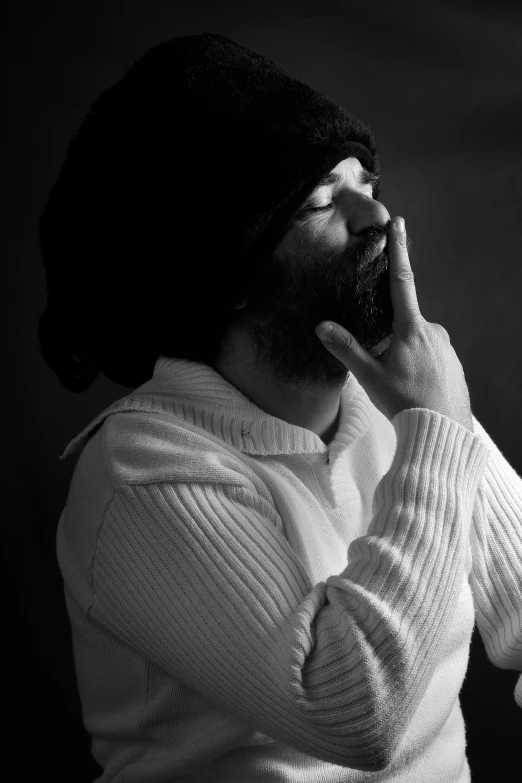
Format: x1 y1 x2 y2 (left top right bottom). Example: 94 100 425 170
56 357 522 782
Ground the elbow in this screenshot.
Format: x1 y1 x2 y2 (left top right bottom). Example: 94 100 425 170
307 732 396 772
318 749 393 773
342 746 393 773
317 715 401 771
360 748 393 772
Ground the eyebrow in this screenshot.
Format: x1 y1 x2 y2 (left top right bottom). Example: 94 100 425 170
314 167 381 189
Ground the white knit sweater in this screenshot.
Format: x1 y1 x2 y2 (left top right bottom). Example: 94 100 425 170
57 357 522 782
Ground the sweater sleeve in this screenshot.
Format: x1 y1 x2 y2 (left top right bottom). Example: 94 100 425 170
90 409 488 772
468 414 522 708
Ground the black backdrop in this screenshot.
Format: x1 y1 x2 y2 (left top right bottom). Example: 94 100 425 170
3 0 522 780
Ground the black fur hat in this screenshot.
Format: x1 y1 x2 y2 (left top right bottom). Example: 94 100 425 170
126 32 380 269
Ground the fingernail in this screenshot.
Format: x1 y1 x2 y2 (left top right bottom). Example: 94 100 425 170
394 217 405 232
316 323 334 342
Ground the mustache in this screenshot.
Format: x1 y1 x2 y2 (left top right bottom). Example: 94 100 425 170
349 222 414 268
350 223 390 267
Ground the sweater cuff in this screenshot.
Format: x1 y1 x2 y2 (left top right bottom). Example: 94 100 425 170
391 408 490 522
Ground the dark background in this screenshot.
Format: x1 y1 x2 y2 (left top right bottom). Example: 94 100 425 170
3 0 522 780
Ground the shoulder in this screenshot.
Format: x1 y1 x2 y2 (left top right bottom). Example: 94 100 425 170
101 409 259 491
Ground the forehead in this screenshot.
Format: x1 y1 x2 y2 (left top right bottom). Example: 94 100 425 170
328 156 365 180
309 156 369 191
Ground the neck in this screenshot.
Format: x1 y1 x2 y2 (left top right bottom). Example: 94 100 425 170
213 328 343 446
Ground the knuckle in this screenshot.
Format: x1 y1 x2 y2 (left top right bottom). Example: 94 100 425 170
431 322 450 341
394 268 415 284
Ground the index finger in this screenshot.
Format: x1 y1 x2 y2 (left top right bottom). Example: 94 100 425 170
388 217 423 332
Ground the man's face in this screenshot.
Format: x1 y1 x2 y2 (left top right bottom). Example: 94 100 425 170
237 157 395 390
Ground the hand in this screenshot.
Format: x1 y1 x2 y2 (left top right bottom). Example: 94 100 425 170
315 217 474 432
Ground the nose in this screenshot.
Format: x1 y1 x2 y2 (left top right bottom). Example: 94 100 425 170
344 192 391 238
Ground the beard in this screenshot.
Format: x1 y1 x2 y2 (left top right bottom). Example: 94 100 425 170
237 225 395 391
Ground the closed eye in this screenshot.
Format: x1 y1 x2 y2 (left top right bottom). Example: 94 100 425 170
306 203 334 212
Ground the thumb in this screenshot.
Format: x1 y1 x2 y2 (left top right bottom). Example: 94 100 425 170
315 321 374 379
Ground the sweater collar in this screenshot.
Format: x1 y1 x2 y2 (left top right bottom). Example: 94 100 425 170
59 356 376 461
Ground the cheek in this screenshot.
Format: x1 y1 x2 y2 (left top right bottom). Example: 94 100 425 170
322 216 350 247
288 219 347 258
